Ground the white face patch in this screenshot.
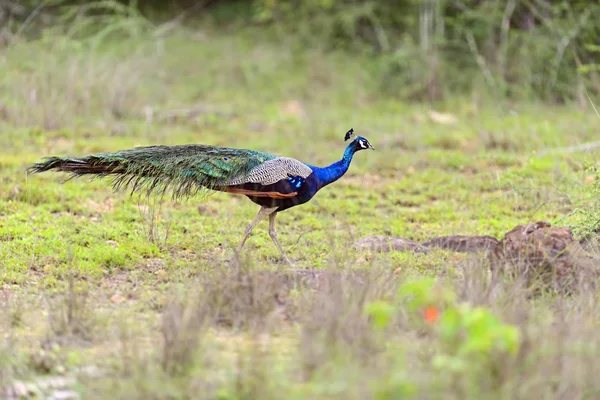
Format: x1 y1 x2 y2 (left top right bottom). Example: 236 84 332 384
359 140 368 149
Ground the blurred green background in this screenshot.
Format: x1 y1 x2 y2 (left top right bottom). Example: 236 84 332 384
2 2 600 399
1 0 599 113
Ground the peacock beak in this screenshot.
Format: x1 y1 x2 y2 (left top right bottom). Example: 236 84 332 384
369 144 375 150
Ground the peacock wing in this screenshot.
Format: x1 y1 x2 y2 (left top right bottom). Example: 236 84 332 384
221 157 313 199
185 148 277 186
226 157 313 186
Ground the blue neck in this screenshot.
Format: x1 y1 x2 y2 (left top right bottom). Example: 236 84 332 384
311 143 357 189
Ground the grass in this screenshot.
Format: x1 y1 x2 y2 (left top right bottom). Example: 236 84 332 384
2 13 600 399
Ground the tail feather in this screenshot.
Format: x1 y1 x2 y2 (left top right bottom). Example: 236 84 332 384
28 144 277 200
28 157 124 175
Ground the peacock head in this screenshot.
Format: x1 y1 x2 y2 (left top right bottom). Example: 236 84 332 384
344 128 375 152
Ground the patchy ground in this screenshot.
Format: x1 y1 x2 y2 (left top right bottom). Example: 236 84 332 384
1 23 600 399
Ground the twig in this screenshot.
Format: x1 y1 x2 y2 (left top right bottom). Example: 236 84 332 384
586 90 600 119
15 0 50 39
465 30 495 88
499 0 516 80
154 0 215 37
549 9 591 91
536 141 600 156
370 13 389 52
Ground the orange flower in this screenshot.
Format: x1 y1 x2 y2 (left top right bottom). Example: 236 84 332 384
424 306 439 323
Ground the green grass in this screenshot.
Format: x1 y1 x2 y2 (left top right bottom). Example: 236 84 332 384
1 18 600 399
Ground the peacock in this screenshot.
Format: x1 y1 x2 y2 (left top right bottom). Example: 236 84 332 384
28 129 374 265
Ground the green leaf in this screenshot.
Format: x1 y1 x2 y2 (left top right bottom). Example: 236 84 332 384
365 301 395 330
438 307 461 340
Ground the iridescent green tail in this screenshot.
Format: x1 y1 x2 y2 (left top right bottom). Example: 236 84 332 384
28 144 276 200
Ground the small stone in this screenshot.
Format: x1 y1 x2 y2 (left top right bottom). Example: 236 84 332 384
106 240 119 248
584 175 595 185
356 256 368 265
154 296 169 308
428 110 458 125
145 258 165 270
154 269 167 277
9 380 28 396
393 267 403 275
50 389 80 400
109 294 126 304
282 99 305 118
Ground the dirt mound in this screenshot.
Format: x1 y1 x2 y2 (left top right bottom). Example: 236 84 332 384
489 221 597 293
356 221 600 293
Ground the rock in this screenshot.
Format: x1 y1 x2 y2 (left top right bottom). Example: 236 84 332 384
3 380 29 398
109 294 126 304
585 175 595 185
489 221 597 293
282 99 306 119
428 110 458 125
422 235 499 253
145 258 166 271
1 376 78 399
49 389 79 400
354 236 429 253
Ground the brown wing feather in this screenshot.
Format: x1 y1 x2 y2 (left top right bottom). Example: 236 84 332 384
222 188 298 199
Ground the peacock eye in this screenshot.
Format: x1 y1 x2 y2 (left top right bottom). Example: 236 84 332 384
223 157 229 161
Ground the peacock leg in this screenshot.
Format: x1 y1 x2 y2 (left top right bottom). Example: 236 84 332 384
268 212 294 266
234 206 278 254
